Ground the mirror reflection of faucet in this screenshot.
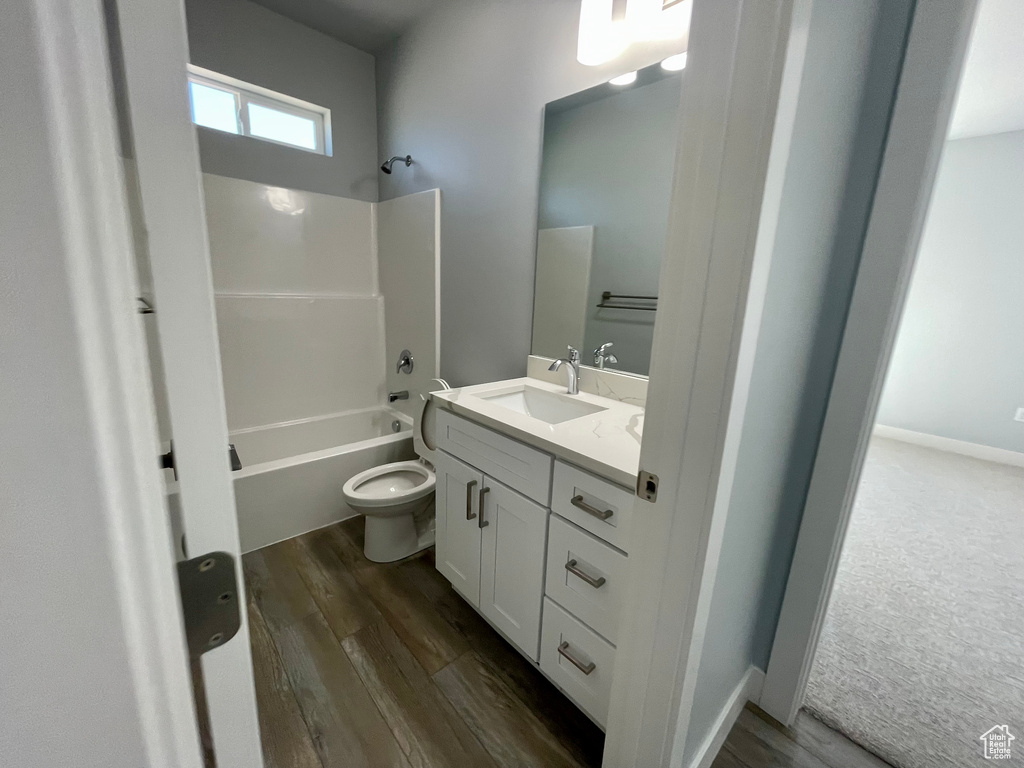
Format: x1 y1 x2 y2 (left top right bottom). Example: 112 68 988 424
594 342 618 369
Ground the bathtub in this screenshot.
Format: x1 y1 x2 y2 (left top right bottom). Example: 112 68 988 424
229 407 415 552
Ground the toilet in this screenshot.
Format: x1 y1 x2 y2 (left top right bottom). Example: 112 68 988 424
342 384 446 563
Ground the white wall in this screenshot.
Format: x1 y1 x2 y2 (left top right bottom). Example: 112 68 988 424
681 1 915 763
537 75 680 375
376 0 688 386
185 0 379 201
1 4 169 763
201 174 385 431
876 130 1024 453
379 189 442 418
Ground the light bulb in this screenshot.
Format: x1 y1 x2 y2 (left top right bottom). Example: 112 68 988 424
661 52 688 71
609 71 638 86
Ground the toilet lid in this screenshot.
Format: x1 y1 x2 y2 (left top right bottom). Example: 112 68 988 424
413 377 449 465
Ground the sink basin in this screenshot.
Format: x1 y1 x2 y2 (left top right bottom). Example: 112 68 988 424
480 386 608 424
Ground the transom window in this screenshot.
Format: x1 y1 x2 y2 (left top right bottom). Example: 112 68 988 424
187 65 332 156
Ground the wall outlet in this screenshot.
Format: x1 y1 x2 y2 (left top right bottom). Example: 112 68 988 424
1015 407 1024 423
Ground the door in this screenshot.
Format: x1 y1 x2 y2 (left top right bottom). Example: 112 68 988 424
435 452 484 604
479 478 548 660
105 0 263 765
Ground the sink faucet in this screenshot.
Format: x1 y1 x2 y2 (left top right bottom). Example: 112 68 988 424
593 342 618 369
548 346 581 395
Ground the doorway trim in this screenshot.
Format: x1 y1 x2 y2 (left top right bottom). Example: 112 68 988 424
758 0 979 725
604 1 798 765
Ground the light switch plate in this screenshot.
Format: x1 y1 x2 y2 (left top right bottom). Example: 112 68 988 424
1015 407 1024 423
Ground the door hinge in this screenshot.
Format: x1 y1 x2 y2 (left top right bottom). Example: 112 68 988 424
636 469 659 502
177 552 242 658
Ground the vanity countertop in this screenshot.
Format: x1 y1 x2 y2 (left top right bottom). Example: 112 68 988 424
431 377 643 489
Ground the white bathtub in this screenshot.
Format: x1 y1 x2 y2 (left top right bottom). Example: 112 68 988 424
229 407 415 552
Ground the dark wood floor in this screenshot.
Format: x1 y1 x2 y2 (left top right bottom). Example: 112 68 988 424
241 517 890 768
712 704 893 768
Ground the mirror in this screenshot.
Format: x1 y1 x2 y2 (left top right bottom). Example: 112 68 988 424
532 63 682 377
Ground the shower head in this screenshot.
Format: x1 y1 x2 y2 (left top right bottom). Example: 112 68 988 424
381 155 413 174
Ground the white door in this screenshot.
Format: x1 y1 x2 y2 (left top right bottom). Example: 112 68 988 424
106 0 263 765
435 452 485 603
479 478 548 661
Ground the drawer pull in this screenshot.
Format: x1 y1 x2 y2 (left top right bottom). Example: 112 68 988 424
479 486 490 528
557 641 596 675
571 495 613 521
466 480 477 520
565 559 606 588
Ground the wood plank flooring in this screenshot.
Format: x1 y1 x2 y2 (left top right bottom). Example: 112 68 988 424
243 518 602 768
712 704 894 768
240 517 890 768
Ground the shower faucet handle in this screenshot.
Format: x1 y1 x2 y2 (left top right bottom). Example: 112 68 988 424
396 349 414 374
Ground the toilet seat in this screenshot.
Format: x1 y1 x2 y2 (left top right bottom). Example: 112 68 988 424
343 460 435 510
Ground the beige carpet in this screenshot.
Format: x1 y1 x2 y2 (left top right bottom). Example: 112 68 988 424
804 436 1024 768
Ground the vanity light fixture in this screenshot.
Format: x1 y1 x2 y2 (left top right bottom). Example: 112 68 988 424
608 71 638 86
577 0 692 65
577 0 628 66
660 51 687 71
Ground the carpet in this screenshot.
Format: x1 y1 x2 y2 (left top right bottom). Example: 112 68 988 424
804 436 1024 768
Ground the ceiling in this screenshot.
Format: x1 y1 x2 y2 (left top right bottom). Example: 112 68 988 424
949 0 1024 139
249 0 443 53
250 0 1023 136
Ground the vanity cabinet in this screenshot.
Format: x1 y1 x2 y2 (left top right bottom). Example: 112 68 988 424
433 408 633 727
434 452 483 604
434 450 547 660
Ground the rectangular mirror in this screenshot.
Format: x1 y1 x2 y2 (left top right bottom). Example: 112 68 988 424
532 63 682 377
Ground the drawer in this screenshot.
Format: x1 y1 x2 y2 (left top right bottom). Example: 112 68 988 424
545 515 626 645
437 409 553 505
552 461 634 552
540 597 616 728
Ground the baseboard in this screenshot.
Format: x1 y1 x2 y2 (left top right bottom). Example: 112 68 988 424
688 666 766 768
873 425 1024 468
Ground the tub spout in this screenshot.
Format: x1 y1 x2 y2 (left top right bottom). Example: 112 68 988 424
388 391 409 403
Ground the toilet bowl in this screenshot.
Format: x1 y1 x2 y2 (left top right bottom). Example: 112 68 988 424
342 380 448 563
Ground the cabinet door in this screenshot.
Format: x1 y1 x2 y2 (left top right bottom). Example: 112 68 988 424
479 478 548 660
434 451 484 605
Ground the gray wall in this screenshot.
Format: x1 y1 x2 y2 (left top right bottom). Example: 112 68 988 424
538 76 681 376
682 1 915 762
876 130 1024 452
185 0 379 201
376 0 687 386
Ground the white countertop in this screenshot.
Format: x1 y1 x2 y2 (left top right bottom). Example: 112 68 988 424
431 376 644 488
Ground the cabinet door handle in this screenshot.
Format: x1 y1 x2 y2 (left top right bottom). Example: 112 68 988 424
478 486 490 528
465 480 477 520
565 559 606 588
557 641 596 675
571 495 613 521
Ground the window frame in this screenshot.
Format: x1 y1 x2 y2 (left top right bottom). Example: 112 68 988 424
186 64 333 156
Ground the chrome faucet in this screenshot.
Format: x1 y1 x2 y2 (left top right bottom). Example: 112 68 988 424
388 390 409 402
593 342 618 369
548 346 581 395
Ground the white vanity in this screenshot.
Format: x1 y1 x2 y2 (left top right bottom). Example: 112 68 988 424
429 364 644 728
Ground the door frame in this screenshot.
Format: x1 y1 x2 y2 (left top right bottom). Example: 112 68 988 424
758 0 978 724
110 0 264 761
605 1 798 765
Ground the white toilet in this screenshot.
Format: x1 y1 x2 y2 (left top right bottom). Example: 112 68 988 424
342 389 444 563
